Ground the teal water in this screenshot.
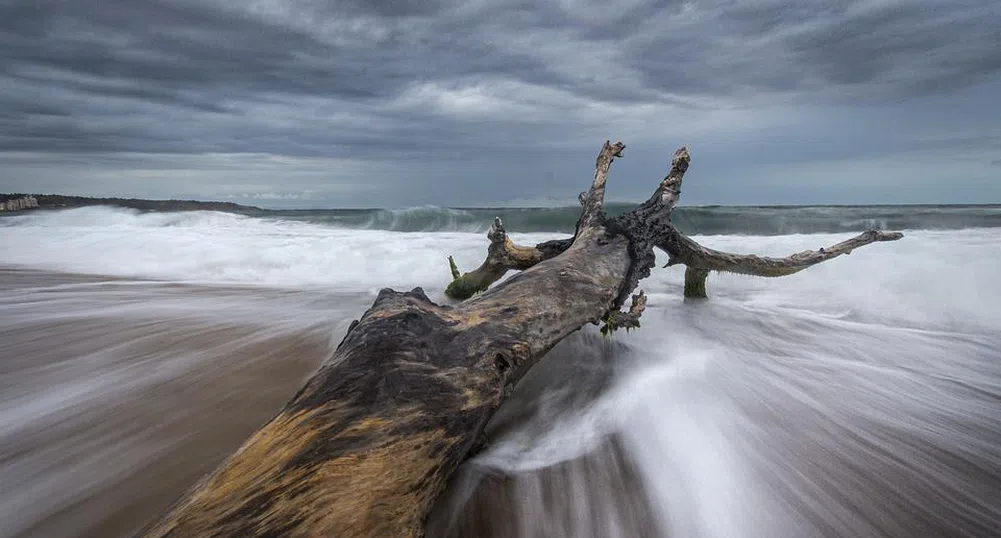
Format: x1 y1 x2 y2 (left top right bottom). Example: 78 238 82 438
268 204 1001 234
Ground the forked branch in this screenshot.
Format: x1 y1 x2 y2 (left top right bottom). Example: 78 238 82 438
445 217 550 300
445 218 576 300
446 142 903 302
445 142 627 300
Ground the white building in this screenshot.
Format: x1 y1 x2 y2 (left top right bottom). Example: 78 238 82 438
0 196 38 212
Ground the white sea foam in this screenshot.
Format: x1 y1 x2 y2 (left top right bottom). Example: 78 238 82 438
0 207 541 294
3 207 999 328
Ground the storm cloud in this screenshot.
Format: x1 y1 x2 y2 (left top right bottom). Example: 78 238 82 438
1 0 999 206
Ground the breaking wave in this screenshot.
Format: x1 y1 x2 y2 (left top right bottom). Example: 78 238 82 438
265 203 1001 234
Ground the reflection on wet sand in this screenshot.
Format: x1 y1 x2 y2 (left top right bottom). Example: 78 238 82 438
2 267 1001 538
0 270 340 538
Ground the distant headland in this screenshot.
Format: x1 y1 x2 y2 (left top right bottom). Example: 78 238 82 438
0 194 264 214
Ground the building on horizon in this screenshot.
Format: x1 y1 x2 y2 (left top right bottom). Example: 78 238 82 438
0 195 39 212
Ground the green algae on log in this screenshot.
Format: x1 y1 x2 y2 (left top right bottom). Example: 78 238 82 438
136 142 902 538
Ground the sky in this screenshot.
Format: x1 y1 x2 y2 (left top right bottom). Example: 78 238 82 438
1 0 1000 208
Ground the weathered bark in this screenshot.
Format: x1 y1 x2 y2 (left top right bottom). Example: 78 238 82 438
660 227 904 298
447 144 903 300
442 140 628 301
137 142 902 538
444 218 569 300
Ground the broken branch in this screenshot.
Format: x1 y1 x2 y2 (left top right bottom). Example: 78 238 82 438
445 141 627 300
445 217 557 300
578 140 626 228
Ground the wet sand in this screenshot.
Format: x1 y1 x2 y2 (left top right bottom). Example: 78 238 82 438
0 269 342 538
2 267 1001 538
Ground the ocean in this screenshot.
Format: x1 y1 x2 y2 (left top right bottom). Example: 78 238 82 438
1 205 1000 538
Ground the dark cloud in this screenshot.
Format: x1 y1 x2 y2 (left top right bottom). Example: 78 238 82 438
2 1 393 100
0 0 999 205
627 0 1001 100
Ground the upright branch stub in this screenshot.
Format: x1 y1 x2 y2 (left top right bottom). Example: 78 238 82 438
654 146 691 214
578 141 625 229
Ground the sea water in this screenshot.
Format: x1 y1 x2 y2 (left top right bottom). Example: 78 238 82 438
1 206 999 537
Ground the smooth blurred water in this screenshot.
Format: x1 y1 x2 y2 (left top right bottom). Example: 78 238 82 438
8 202 1001 234
1 207 999 537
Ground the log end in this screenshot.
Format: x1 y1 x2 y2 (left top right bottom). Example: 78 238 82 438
445 275 487 301
871 230 905 242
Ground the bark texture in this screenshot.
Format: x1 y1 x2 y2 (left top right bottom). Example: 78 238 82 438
138 142 902 538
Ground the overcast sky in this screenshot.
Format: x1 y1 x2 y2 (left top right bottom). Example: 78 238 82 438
1 0 999 208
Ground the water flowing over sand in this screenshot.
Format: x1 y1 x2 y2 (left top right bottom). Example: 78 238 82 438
1 206 1000 537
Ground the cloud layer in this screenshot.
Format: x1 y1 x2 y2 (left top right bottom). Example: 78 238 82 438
2 0 1000 206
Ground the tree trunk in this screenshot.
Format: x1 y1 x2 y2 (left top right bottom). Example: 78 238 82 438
137 143 901 538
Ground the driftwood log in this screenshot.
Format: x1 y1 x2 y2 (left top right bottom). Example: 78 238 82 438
138 142 902 538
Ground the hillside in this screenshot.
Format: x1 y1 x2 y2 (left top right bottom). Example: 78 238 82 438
0 194 264 214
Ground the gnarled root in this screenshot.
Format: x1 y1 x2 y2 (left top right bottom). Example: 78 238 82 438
601 291 648 335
